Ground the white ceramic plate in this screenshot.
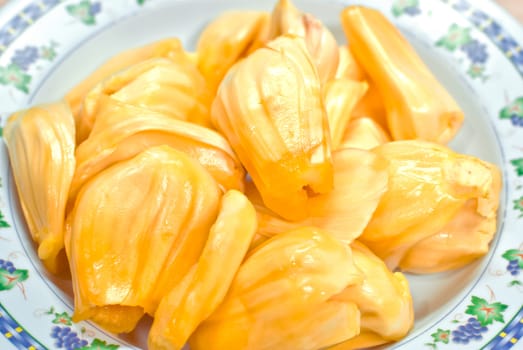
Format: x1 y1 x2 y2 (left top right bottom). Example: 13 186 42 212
0 0 522 349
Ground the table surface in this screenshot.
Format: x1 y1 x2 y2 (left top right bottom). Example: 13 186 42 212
0 0 521 21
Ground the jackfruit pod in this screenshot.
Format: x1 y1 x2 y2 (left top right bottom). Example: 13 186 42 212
66 146 221 332
351 79 388 131
4 102 75 274
212 35 333 221
70 98 244 203
335 46 366 81
323 78 368 149
360 140 500 270
269 0 339 83
400 161 501 273
197 11 269 93
330 241 413 349
77 57 211 142
189 227 363 350
247 148 388 243
65 38 184 119
341 6 464 143
149 190 257 350
339 117 391 150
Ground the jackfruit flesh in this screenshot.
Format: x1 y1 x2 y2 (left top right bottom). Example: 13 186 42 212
360 140 500 270
341 6 464 143
189 227 363 350
212 35 333 221
66 146 221 332
248 148 388 243
4 102 76 274
77 57 211 142
70 97 244 203
149 190 257 350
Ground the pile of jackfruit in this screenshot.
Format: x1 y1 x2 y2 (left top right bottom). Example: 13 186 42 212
3 1 501 349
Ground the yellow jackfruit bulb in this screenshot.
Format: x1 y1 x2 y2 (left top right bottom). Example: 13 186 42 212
212 35 333 221
330 241 413 349
269 0 339 83
339 117 391 150
399 161 501 273
77 57 212 142
197 11 269 93
149 190 257 350
247 148 388 243
341 6 464 143
4 102 75 274
189 227 363 350
352 79 388 132
335 46 366 81
70 97 244 203
66 146 221 332
65 38 184 119
323 78 368 149
359 140 501 270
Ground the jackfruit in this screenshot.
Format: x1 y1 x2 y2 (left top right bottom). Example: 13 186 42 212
341 6 463 143
330 241 413 349
4 102 75 274
189 227 363 350
247 148 388 243
360 140 501 270
149 190 257 350
70 97 244 203
268 0 339 84
399 160 501 273
66 38 184 121
339 117 390 150
65 146 221 332
212 35 333 221
197 11 269 93
77 57 211 142
323 78 368 149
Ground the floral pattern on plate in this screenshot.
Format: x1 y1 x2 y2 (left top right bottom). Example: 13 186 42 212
0 0 522 349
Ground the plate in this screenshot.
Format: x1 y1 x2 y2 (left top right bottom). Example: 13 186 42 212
0 0 522 349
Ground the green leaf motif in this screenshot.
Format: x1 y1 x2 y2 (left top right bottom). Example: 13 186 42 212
436 24 472 51
79 338 119 350
0 211 10 228
52 311 73 326
513 196 523 218
137 0 146 4
502 249 523 268
431 328 450 344
392 0 419 17
511 158 523 176
467 64 487 80
66 1 96 25
500 97 523 119
465 296 508 326
0 268 29 291
0 64 32 93
509 280 522 287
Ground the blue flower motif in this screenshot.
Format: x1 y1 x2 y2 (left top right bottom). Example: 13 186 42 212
0 29 14 47
513 51 523 65
499 36 518 51
452 0 470 12
469 10 489 27
23 4 43 21
403 6 421 16
483 22 502 38
11 46 39 70
8 15 29 33
461 40 488 64
89 2 101 16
